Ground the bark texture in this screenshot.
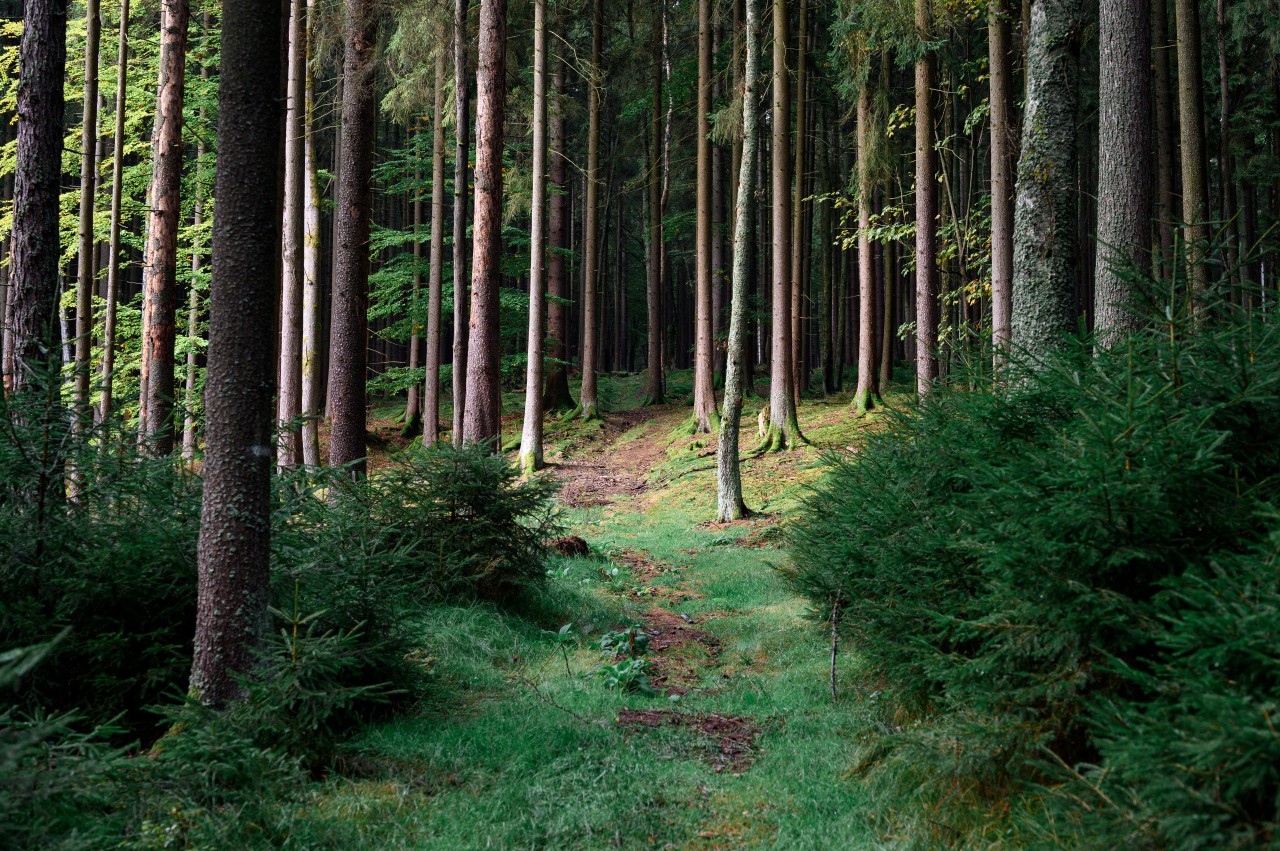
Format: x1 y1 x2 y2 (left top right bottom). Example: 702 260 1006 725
451 0 471 446
1175 0 1210 294
190 0 284 708
519 0 549 474
989 0 1015 368
100 0 129 417
423 52 447 444
277 0 306 466
300 6 322 466
643 2 664 407
578 0 603 420
691 0 718 433
915 0 938 394
854 81 878 414
544 55 575 411
73 0 101 427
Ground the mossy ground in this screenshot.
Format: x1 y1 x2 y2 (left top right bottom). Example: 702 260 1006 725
294 371 916 848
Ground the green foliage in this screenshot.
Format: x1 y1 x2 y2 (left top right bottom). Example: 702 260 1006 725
785 299 1280 845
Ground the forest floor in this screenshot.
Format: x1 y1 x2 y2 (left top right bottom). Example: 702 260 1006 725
309 372 910 849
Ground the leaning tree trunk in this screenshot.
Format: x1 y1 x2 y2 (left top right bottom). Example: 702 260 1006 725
519 0 549 474
915 0 939 395
1011 0 1084 359
451 0 471 446
717 0 761 523
989 0 1015 370
1175 0 1210 295
141 0 190 455
100 0 129 420
642 0 665 406
276 0 306 467
190 0 284 709
423 51 447 444
762 0 803 450
578 0 603 421
544 54 575 411
690 0 718 433
73 0 101 430
327 0 378 475
1094 0 1152 343
300 0 323 467
8 0 67 392
461 0 507 447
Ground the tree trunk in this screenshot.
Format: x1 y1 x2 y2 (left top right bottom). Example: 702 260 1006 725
578 0 604 420
8 0 67 392
327 0 378 475
1175 0 1210 295
277 0 306 467
989 0 1015 369
182 44 211 461
1215 0 1239 291
451 0 471 446
461 0 507 446
423 52 447 444
190 0 284 709
789 0 808 402
519 0 549 473
854 80 878 414
1152 0 1176 278
643 0 665 406
689 0 718 433
1094 0 1153 342
718 0 761 522
1011 0 1084 358
73 0 101 431
300 1 323 467
762 0 802 450
141 0 190 455
915 0 939 395
99 0 129 418
544 54 575 410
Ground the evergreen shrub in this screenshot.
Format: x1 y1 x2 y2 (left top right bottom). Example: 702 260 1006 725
785 302 1280 845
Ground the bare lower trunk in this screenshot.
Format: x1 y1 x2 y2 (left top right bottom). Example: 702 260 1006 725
519 0 549 474
643 2 664 406
544 55 575 411
276 0 306 467
578 0 603 420
989 0 1015 370
1152 0 1176 278
73 0 101 432
718 0 761 522
691 0 717 433
853 82 877 415
461 0 507 447
190 0 283 709
789 0 809 402
182 49 211 461
451 0 471 446
915 0 939 395
423 52 447 444
99 0 129 418
300 8 322 466
1175 0 1210 295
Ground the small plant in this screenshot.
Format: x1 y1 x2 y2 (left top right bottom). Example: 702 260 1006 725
599 626 650 659
597 658 657 696
542 623 578 676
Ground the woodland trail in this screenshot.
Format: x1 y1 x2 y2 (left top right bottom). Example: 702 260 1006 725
340 389 887 848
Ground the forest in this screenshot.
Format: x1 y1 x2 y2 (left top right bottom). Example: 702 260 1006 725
2 0 1280 846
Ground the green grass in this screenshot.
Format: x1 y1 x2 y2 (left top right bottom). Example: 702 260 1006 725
285 373 916 848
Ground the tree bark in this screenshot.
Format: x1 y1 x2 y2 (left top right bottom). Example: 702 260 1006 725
190 0 284 709
718 0 761 522
989 0 1015 369
300 1 323 466
1011 0 1084 358
182 42 211 461
519 0 549 474
8 0 67 392
327 0 378 475
99 0 129 418
578 0 604 421
277 0 306 467
73 0 101 430
915 0 939 395
689 0 717 433
461 0 507 446
1094 0 1153 342
1175 0 1210 295
789 0 809 402
1152 0 1177 278
141 0 190 454
544 54 575 410
451 0 471 446
854 80 878 414
423 52 447 444
642 0 665 406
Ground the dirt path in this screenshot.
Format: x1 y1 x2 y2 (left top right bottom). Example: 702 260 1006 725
551 406 679 507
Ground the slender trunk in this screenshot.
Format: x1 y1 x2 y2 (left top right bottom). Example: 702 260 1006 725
690 0 717 432
8 0 67 392
141 0 190 454
1095 0 1153 342
191 0 284 708
915 0 939 395
763 0 802 450
519 0 549 473
578 0 603 420
277 0 306 467
1011 0 1084 357
989 0 1015 368
1152 0 1176 278
423 52 447 443
99 0 129 417
182 46 211 461
451 0 472 446
461 0 507 446
854 81 877 414
300 2 323 466
405 146 424 434
1175 0 1210 294
73 0 101 431
643 0 665 406
1216 0 1238 289
544 55 574 410
718 0 761 522
327 0 378 474
789 0 808 402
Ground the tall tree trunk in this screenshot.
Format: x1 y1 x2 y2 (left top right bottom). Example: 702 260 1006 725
854 80 878 414
1011 0 1084 358
762 0 802 450
1152 0 1177 278
451 0 472 445
989 0 1015 369
404 144 424 436
915 0 939 394
718 0 761 522
544 55 575 410
277 0 306 467
1215 0 1238 290
73 0 101 430
1175 0 1210 295
578 0 603 420
789 0 809 402
300 1 323 466
1095 0 1153 341
519 0 549 473
141 0 190 454
99 0 129 418
190 0 284 709
423 52 447 444
182 44 211 461
643 0 665 406
462 0 507 446
690 0 717 433
327 0 378 474
8 0 67 392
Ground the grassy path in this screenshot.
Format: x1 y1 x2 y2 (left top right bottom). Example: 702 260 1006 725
322 385 890 848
